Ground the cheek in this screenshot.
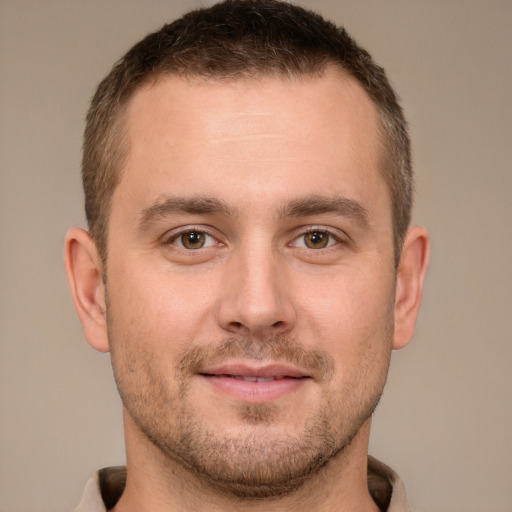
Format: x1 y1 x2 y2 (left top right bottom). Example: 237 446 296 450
297 265 396 358
106 258 221 355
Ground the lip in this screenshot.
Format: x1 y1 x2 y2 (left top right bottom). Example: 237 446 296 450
199 363 311 403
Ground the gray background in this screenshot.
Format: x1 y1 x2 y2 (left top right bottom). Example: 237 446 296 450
1 1 511 511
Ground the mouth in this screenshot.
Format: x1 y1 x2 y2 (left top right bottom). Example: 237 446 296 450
204 375 301 382
198 364 311 402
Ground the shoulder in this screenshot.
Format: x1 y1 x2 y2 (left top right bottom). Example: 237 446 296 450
74 466 126 512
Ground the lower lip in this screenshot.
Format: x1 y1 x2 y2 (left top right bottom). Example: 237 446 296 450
202 375 308 403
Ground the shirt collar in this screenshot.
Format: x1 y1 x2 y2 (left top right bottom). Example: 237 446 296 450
74 457 411 512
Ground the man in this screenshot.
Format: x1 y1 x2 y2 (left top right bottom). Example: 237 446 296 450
65 0 429 510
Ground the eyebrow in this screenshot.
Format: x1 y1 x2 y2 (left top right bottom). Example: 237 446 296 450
138 194 370 231
278 195 370 228
139 196 235 230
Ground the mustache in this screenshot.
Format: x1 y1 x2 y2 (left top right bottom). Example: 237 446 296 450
178 336 334 382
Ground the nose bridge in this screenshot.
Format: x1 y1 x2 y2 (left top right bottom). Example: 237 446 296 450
217 239 295 337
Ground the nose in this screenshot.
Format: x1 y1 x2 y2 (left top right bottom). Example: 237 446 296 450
216 247 297 339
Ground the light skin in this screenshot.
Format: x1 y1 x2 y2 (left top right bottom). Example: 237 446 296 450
65 69 429 511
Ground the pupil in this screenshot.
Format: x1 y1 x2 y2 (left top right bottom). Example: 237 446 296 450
183 231 204 248
306 231 328 249
311 233 323 244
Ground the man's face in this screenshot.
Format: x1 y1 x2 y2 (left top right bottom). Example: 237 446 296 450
105 70 397 497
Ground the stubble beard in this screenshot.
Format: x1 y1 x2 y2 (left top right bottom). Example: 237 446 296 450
110 333 390 500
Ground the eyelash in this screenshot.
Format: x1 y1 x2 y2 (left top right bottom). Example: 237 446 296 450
163 226 345 252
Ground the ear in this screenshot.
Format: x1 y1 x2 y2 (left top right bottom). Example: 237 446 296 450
64 228 110 352
393 225 430 350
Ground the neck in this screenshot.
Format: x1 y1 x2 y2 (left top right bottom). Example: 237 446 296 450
112 413 380 512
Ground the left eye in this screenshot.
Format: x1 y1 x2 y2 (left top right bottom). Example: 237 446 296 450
293 230 338 249
171 230 217 250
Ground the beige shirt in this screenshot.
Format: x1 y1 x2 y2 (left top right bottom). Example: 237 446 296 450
74 456 411 512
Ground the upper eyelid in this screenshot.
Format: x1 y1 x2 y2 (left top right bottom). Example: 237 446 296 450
162 225 220 242
291 230 342 246
303 227 340 236
293 225 348 240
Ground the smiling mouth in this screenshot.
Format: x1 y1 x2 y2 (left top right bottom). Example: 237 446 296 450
198 364 311 402
201 373 307 382
199 363 310 380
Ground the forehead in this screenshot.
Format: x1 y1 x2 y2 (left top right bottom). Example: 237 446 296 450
126 70 380 154
114 70 388 222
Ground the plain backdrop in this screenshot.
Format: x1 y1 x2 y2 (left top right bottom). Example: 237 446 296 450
1 1 511 511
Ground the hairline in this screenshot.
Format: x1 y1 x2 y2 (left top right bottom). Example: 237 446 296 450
95 65 403 270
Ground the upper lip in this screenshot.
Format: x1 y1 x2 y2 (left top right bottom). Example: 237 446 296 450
200 363 309 379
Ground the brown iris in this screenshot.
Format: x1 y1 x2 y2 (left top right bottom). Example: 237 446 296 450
304 231 330 249
180 231 206 249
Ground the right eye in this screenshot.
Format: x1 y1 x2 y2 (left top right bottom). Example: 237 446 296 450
169 230 218 250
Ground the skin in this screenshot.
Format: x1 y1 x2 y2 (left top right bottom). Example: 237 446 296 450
65 69 429 512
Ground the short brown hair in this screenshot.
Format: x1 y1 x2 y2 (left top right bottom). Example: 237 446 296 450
83 0 413 267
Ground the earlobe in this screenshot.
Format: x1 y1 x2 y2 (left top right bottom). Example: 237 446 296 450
64 228 110 352
393 225 430 350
